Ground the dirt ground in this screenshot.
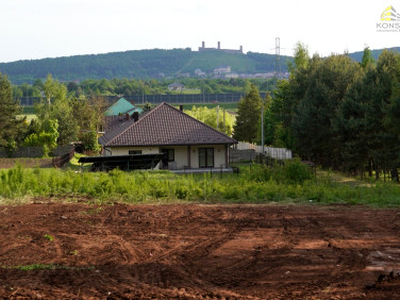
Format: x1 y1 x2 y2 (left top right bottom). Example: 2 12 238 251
0 158 52 169
1 202 400 299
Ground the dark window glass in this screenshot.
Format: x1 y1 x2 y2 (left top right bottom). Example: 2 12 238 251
199 148 214 168
129 150 142 155
161 149 175 162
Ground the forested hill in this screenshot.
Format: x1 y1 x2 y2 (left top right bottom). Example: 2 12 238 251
348 47 400 62
1 47 399 85
0 49 286 85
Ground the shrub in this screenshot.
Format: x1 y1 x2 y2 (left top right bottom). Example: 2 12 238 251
282 159 313 184
246 159 312 184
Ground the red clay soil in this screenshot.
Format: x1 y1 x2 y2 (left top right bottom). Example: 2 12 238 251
1 202 400 299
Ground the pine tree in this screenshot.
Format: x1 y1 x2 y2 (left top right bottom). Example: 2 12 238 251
0 72 25 148
291 54 360 168
233 84 262 143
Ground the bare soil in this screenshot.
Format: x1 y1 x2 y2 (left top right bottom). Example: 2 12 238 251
1 202 400 299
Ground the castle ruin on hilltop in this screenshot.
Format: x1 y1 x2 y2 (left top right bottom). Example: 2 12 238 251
198 41 243 54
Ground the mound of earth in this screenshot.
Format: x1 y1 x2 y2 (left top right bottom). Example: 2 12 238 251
1 202 400 299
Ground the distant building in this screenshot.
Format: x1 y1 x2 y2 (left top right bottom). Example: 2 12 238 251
104 97 142 116
253 72 275 79
194 69 206 77
198 41 243 54
213 65 231 75
168 82 185 92
225 73 239 79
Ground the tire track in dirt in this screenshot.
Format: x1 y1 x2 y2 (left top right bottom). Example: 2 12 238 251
1 203 400 299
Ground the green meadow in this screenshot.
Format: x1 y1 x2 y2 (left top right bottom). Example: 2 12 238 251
1 160 400 207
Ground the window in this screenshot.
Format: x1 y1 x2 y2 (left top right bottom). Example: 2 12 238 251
199 148 214 168
161 149 175 162
129 150 142 155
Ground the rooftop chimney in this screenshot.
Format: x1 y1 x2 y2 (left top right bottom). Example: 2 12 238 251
125 113 130 121
132 112 139 122
179 105 183 112
218 41 220 50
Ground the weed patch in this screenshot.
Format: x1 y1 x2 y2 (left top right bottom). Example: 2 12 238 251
1 264 94 271
1 164 400 207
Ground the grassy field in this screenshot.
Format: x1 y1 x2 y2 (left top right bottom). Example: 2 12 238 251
18 114 37 123
179 103 238 113
22 107 36 114
1 159 400 207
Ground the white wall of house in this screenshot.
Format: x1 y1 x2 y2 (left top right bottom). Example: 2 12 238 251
105 144 229 169
160 146 187 169
106 146 159 156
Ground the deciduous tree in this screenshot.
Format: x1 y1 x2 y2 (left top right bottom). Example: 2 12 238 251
36 74 79 145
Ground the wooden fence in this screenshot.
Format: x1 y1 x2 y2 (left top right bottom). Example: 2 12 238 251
52 148 75 168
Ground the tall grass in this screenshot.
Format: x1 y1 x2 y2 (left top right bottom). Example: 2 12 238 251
1 162 400 207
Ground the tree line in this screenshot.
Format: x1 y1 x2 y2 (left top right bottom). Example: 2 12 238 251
12 77 278 99
233 43 400 180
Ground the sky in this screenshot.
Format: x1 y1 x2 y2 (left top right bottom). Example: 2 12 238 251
0 0 399 63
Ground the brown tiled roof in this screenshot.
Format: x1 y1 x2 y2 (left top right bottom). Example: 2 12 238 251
103 115 131 132
103 110 151 132
99 102 237 147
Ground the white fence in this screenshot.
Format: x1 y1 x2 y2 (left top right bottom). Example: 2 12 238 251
233 142 292 160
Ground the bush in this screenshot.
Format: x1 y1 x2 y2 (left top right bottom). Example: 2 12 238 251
282 159 313 184
246 159 312 184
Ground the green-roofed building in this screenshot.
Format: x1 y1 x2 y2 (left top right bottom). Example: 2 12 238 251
104 97 143 116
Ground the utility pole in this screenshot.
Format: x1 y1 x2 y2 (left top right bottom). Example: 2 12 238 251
261 105 264 152
223 108 226 134
216 104 219 131
275 37 281 78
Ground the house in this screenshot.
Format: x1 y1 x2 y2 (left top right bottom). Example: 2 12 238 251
213 65 231 75
104 97 143 116
98 102 237 170
194 69 206 77
167 82 185 92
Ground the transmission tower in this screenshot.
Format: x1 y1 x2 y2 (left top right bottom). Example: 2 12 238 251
274 37 281 78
